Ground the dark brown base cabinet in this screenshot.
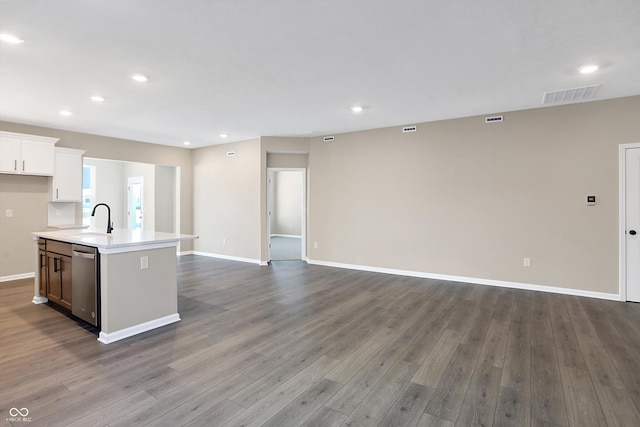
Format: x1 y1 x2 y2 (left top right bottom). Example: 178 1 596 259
39 239 73 311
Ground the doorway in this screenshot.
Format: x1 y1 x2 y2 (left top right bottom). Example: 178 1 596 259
267 168 306 261
128 176 144 230
620 143 640 302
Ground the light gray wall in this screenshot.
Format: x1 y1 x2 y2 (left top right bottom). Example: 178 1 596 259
308 96 640 294
4 96 640 296
193 139 262 260
155 165 175 233
0 175 49 277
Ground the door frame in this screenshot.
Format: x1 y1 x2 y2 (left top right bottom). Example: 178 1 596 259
619 143 640 301
266 167 307 262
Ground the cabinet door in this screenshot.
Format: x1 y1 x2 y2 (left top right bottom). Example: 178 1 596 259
59 255 72 310
0 136 21 173
21 139 55 175
38 250 48 297
47 254 62 304
52 149 83 201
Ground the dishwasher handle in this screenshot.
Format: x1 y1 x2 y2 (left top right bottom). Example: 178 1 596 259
72 250 96 260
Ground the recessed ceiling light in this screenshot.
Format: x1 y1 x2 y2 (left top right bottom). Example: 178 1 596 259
90 95 105 102
579 64 599 74
351 106 363 113
183 141 191 146
220 134 228 138
59 110 73 116
131 74 148 82
0 33 24 44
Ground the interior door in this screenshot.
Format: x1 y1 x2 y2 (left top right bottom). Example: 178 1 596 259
625 147 640 301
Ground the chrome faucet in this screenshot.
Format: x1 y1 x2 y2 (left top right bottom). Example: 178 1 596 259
91 203 113 234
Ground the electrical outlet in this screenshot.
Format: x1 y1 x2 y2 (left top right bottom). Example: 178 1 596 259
5 209 12 218
140 256 149 270
523 257 531 267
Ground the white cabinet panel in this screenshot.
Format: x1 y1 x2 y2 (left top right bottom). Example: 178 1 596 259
0 136 22 173
0 131 58 176
22 139 55 175
51 148 85 202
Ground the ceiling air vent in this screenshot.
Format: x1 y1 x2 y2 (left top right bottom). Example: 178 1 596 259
323 136 335 142
485 116 503 123
402 125 417 133
226 151 236 157
542 85 600 105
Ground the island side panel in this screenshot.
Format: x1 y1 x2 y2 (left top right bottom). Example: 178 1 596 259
100 246 178 334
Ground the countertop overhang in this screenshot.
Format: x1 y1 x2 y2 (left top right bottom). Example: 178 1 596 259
33 228 198 254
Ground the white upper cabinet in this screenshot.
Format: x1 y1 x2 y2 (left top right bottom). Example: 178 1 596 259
0 135 21 172
0 131 58 176
51 148 85 202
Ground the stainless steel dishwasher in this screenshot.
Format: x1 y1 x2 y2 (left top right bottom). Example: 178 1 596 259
71 244 99 327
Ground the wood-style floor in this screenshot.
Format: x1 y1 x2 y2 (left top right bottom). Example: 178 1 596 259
2 256 640 426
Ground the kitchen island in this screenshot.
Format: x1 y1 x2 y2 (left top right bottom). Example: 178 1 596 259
32 227 198 344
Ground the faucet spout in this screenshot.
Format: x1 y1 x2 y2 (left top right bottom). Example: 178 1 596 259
90 203 113 234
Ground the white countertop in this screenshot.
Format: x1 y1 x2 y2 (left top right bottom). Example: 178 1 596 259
33 227 198 254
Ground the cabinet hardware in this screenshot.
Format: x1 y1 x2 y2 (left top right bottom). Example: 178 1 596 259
14 160 17 171
56 189 59 199
53 257 59 273
40 254 45 268
22 160 25 171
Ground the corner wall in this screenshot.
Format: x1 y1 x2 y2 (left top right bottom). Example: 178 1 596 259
307 96 640 296
192 139 262 262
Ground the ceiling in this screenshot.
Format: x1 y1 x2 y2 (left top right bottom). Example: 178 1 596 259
1 1 639 148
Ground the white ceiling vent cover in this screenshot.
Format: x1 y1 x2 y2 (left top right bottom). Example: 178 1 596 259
323 136 335 142
402 125 417 133
226 151 236 157
485 116 503 123
542 85 600 105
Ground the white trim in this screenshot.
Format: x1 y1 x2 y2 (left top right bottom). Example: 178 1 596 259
0 130 59 144
270 234 302 239
306 258 622 301
266 167 307 263
98 313 180 344
619 143 640 301
177 250 194 256
0 272 35 282
192 251 264 266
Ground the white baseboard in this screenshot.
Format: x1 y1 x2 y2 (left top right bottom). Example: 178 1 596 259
98 313 180 344
191 251 265 266
0 272 35 283
270 234 302 239
306 259 622 301
177 250 194 256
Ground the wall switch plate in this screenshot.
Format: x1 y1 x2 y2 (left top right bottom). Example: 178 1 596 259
314 242 318 249
523 257 531 267
587 195 596 205
5 209 12 217
140 256 149 270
